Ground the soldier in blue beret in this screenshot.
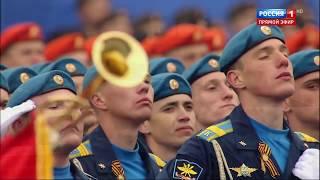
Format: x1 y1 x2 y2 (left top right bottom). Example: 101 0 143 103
183 54 239 131
2 67 37 94
7 70 87 179
40 58 87 91
0 64 7 71
149 57 185 75
0 73 9 109
158 24 318 179
69 66 160 179
139 73 196 167
284 49 320 144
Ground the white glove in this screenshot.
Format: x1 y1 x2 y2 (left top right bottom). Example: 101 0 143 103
0 100 36 136
292 148 319 180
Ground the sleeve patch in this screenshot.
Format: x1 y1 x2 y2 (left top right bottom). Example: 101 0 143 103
172 159 203 180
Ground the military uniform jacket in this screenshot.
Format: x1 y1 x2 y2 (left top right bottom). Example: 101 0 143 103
158 106 319 180
70 126 160 180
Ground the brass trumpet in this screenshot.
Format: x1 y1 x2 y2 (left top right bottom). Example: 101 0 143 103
92 31 149 88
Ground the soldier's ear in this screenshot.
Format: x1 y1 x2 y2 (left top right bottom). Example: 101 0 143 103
226 69 245 89
283 99 291 113
91 92 108 110
139 121 151 134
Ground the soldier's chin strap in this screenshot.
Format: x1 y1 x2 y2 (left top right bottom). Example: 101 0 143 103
211 140 233 180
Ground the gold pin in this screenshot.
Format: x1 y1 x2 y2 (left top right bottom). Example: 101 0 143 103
169 79 179 90
74 36 84 49
29 26 39 38
230 163 257 177
208 59 219 69
166 62 177 73
314 55 319 66
193 31 203 42
98 163 106 169
260 26 272 35
53 75 64 85
20 73 30 83
65 63 77 73
239 141 247 146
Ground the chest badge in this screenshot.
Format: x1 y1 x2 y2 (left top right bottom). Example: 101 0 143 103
230 163 257 177
98 163 106 169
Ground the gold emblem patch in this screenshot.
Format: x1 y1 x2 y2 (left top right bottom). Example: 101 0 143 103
20 73 30 83
74 36 84 49
173 159 203 179
314 55 319 66
167 62 177 73
193 31 203 42
53 75 64 85
208 59 219 69
261 26 272 35
169 79 179 90
29 26 39 38
230 163 257 177
65 63 76 73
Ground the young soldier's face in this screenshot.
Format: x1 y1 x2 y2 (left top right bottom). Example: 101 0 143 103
0 88 9 110
192 72 238 129
286 71 319 125
237 39 295 99
32 89 84 152
147 94 196 148
99 79 154 124
1 40 45 67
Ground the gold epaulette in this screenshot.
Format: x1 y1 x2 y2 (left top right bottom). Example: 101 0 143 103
197 120 233 142
69 140 93 159
295 132 319 143
149 153 166 168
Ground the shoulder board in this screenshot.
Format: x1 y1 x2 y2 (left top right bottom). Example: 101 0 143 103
295 132 319 143
197 119 233 142
149 153 166 168
69 140 93 159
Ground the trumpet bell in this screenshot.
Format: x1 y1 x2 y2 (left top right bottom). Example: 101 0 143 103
92 31 148 87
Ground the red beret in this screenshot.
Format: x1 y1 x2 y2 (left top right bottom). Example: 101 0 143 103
156 24 207 54
84 36 96 61
286 25 319 54
45 33 86 61
141 36 161 57
203 27 227 51
0 22 43 53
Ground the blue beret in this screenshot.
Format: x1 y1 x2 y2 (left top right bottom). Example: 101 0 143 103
82 66 98 91
0 73 9 91
289 49 319 79
152 73 191 102
30 62 50 73
2 67 38 93
183 54 220 85
7 70 76 107
40 58 87 76
0 64 7 71
149 57 185 75
220 24 285 72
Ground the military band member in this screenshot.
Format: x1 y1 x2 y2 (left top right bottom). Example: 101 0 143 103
284 49 320 145
158 24 318 179
7 70 86 179
139 73 196 166
183 54 239 131
69 67 160 179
